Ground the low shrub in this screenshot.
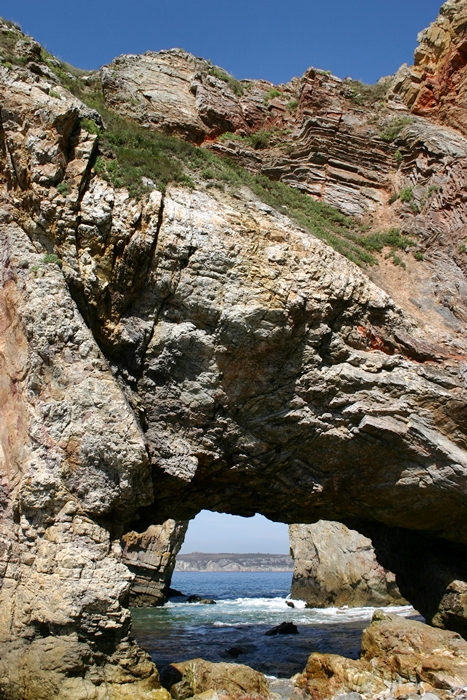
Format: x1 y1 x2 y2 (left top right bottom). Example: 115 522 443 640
263 87 282 105
344 78 390 106
208 66 243 96
56 182 69 196
249 130 271 149
81 117 101 135
42 253 62 267
380 116 413 143
399 186 414 203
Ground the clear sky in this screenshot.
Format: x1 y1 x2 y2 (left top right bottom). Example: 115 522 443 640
179 511 290 554
4 1 442 85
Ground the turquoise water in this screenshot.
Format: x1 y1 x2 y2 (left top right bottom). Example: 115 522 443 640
131 571 417 678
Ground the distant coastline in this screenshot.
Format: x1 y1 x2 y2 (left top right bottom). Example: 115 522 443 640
175 552 293 572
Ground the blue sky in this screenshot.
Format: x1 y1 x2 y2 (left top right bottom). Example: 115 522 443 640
4 1 442 85
179 511 290 554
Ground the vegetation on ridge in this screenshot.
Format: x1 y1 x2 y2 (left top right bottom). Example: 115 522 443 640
80 95 413 267
0 17 416 269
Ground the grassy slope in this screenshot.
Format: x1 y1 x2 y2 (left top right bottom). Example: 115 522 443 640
0 19 414 268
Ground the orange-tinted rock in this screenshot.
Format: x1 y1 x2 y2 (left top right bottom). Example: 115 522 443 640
161 658 271 700
297 612 467 699
391 0 467 137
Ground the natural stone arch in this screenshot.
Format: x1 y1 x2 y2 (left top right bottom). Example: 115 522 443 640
2 10 467 694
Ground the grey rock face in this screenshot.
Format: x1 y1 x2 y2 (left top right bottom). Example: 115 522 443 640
289 522 406 607
122 519 188 607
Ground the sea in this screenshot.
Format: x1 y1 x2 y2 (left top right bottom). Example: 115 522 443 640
131 571 418 679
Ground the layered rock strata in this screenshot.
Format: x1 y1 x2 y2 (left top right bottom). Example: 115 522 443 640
2 3 467 696
122 519 188 607
289 521 405 608
175 552 293 572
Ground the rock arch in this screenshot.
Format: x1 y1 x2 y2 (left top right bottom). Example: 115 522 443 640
3 5 467 694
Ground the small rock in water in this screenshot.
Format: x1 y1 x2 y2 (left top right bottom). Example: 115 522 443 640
168 587 184 597
187 594 202 603
265 621 299 636
187 594 216 604
226 646 245 658
333 694 363 700
286 600 295 608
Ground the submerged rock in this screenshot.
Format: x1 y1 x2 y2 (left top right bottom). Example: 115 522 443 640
265 622 299 636
187 595 217 604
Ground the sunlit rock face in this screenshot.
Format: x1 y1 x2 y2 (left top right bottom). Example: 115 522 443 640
289 522 406 608
390 0 467 137
3 3 467 696
123 520 188 607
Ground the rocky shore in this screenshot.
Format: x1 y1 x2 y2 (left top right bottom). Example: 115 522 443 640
2 0 467 697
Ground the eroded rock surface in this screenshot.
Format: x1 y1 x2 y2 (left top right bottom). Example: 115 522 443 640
160 658 271 700
289 521 405 608
123 519 188 607
392 0 467 137
296 611 467 699
2 5 467 696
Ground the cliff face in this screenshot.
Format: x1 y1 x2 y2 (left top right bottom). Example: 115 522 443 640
2 3 467 696
289 522 405 608
392 0 467 137
174 553 293 572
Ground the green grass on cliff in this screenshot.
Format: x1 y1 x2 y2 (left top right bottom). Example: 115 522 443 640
78 92 411 267
0 17 414 268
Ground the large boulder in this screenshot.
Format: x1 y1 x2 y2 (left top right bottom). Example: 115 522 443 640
289 521 406 607
296 611 467 699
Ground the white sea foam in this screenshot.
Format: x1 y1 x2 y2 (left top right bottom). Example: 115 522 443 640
165 596 416 627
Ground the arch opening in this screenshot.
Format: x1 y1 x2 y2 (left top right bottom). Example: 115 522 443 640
125 512 414 679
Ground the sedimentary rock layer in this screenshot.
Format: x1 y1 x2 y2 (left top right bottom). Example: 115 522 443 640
123 519 188 607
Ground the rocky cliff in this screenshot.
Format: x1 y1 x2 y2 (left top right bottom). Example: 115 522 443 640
122 519 188 607
289 521 405 607
2 3 467 697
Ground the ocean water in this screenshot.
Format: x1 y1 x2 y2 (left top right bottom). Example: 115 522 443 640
131 571 418 678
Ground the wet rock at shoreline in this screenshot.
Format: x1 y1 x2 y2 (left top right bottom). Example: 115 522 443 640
123 520 189 607
289 521 406 608
187 595 217 604
296 612 467 699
